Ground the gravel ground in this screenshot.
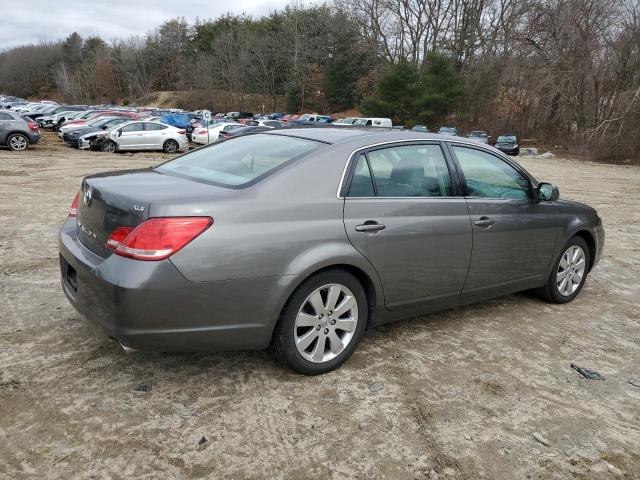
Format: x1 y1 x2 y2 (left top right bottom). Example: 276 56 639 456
1 131 639 479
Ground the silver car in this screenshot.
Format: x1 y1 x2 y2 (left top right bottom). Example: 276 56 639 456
101 120 189 153
58 128 604 374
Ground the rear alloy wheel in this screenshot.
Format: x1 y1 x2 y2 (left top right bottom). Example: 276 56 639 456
537 235 590 303
163 139 179 153
7 134 29 151
101 140 117 153
271 270 367 374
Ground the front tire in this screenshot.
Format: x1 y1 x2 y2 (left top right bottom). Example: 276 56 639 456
270 270 368 375
100 140 117 153
7 133 29 151
537 236 590 303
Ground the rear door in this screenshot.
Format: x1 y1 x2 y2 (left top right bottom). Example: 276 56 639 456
448 143 557 292
142 122 168 149
343 142 472 309
0 112 13 142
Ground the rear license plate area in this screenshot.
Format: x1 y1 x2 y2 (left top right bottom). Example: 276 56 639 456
60 255 78 292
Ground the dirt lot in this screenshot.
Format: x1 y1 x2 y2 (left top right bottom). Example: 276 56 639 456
1 131 639 479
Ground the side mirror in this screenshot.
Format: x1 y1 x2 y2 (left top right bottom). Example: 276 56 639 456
117 129 123 137
538 182 559 201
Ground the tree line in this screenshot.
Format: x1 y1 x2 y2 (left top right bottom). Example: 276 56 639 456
0 0 638 163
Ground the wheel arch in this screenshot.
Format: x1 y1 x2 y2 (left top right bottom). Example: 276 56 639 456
572 229 596 271
269 262 384 346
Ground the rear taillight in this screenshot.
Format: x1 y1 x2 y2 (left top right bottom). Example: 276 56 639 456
107 217 213 261
177 129 186 134
68 192 79 217
105 226 134 250
28 122 38 131
197 129 207 135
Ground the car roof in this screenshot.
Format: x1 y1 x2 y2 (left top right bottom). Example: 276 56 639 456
265 126 468 147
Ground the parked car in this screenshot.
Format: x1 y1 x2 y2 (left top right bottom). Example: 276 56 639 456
352 117 392 128
59 128 604 374
218 125 271 140
191 122 243 145
438 126 458 136
332 117 358 126
0 111 41 151
98 121 189 153
495 134 519 155
412 125 429 132
467 130 489 143
62 117 130 147
244 119 288 128
290 114 333 125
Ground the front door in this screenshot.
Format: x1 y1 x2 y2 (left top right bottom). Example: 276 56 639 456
448 144 557 293
117 122 145 150
343 142 472 309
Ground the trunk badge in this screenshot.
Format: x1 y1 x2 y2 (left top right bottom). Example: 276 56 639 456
134 205 145 212
83 187 92 206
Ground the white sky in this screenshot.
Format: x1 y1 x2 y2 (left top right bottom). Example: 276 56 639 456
0 0 293 50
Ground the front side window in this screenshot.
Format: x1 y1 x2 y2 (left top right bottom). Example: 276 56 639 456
121 123 143 133
361 144 453 197
452 146 530 200
156 133 321 187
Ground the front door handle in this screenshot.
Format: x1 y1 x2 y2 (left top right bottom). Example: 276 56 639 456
474 216 495 227
355 221 386 233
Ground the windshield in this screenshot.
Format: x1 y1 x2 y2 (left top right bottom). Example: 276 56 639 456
469 131 486 137
497 135 517 143
439 127 456 134
156 134 322 187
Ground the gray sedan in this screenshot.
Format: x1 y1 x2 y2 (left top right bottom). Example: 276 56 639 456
58 128 604 374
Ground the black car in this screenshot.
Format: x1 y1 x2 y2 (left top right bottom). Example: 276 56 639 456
495 134 519 156
218 125 271 141
62 117 129 147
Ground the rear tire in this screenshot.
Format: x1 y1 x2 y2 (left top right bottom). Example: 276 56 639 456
7 133 29 151
101 140 117 153
536 236 590 303
163 139 179 153
270 270 368 375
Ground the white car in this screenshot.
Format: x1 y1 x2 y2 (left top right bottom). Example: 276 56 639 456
352 117 393 128
191 122 243 145
99 120 189 153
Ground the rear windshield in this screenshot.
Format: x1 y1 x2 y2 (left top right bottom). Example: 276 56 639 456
156 134 322 187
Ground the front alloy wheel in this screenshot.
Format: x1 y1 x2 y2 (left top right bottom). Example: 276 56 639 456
556 245 586 296
271 270 367 374
537 235 590 303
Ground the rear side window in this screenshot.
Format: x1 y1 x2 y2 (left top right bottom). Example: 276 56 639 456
348 154 375 197
349 144 453 197
0 113 13 120
144 123 167 131
156 134 322 187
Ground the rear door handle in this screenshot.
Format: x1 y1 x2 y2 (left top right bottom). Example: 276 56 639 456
355 221 386 233
473 216 495 227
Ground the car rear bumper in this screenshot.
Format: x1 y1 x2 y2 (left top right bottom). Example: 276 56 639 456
58 218 296 352
27 131 41 144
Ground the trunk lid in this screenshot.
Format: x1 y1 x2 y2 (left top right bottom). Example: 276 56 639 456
77 168 228 257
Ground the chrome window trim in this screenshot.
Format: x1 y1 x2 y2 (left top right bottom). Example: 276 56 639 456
336 137 505 199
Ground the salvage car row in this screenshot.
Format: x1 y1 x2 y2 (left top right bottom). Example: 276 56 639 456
1 95 520 155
